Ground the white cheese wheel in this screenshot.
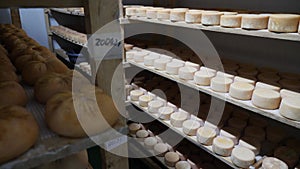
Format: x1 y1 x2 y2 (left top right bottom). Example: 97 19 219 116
128 123 141 135
216 71 235 80
126 8 138 17
133 52 148 62
255 82 280 92
154 58 171 70
144 54 160 66
185 61 200 70
279 97 300 121
178 67 198 80
148 100 164 114
146 8 164 19
280 89 300 98
268 14 300 33
166 61 185 75
241 14 269 30
202 11 224 26
194 70 215 86
200 66 217 74
252 88 281 110
157 9 171 20
159 106 174 120
182 119 201 136
136 130 149 142
139 95 154 107
144 137 158 149
238 139 261 155
170 112 189 127
220 129 238 145
244 126 265 142
212 136 234 156
170 8 188 22
185 11 202 23
231 147 255 168
234 76 255 85
130 90 144 101
262 157 288 169
220 15 242 28
165 152 180 167
210 77 233 93
154 143 168 157
196 127 217 145
229 82 255 100
136 8 147 17
175 161 191 169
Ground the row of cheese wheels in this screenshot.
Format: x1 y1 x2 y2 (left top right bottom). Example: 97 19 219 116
128 85 300 168
124 6 300 33
50 25 87 45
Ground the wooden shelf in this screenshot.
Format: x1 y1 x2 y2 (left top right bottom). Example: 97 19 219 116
120 17 300 42
124 61 300 129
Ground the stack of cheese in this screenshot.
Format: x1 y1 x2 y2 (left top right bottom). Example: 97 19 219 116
50 25 87 45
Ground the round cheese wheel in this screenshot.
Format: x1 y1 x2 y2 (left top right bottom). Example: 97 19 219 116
255 82 280 92
139 95 154 107
157 9 171 20
196 127 217 145
231 147 255 168
229 82 254 100
133 52 148 62
165 152 180 167
175 161 191 169
244 126 265 142
0 81 28 107
185 61 200 70
144 137 158 149
185 11 202 23
262 157 288 169
178 67 197 80
274 146 298 168
154 58 171 70
166 61 185 75
144 54 160 66
201 11 223 26
146 8 162 19
126 8 138 17
200 66 217 74
182 119 201 136
252 89 281 110
241 14 269 30
159 106 174 120
279 97 300 121
135 8 147 17
154 143 168 156
234 76 255 85
148 100 164 114
212 136 234 156
194 70 215 86
279 79 300 92
130 90 144 101
220 15 242 28
170 112 188 127
228 117 247 130
170 10 186 22
210 77 233 93
280 89 300 99
128 123 141 135
136 130 149 140
0 106 39 164
216 72 235 80
220 129 239 145
268 14 300 33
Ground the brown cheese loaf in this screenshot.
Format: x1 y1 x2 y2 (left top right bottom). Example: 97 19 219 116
0 81 28 107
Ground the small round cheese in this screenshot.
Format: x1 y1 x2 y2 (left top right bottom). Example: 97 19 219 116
185 11 202 23
139 95 154 107
126 8 138 17
157 9 171 20
144 137 158 149
201 11 223 26
234 76 255 85
144 54 160 66
274 146 298 168
135 8 147 17
170 112 189 127
185 61 200 70
220 129 239 145
268 14 300 33
255 82 281 92
128 123 141 135
133 52 148 62
166 61 185 75
252 89 281 110
216 72 235 80
175 161 191 169
262 157 288 169
194 70 215 86
170 8 188 22
231 147 255 168
136 130 149 141
154 58 171 71
154 143 168 157
148 100 164 114
196 127 217 145
279 97 300 121
158 106 174 120
182 119 201 136
229 82 255 100
164 152 180 167
130 90 144 101
178 67 198 80
210 77 233 93
146 8 164 19
241 14 269 30
220 15 242 28
280 89 300 98
212 136 234 157
244 126 265 142
200 66 217 74
279 79 300 92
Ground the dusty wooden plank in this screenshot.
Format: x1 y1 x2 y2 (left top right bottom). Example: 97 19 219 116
0 0 84 8
10 8 21 28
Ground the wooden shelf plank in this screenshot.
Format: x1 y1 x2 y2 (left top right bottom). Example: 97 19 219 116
120 17 300 42
124 61 300 129
0 0 84 8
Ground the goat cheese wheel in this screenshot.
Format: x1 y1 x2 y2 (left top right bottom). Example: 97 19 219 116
136 130 149 142
274 146 298 168
154 143 168 157
182 120 201 136
234 76 255 85
229 82 255 100
175 161 191 169
280 89 300 98
185 11 202 23
157 9 171 20
148 100 164 114
279 97 300 121
255 82 280 92
159 106 174 120
216 72 235 80
165 152 180 167
178 67 198 80
252 88 281 109
170 8 188 22
262 157 288 169
212 136 234 156
210 77 233 93
220 15 242 28
126 8 137 17
146 8 163 19
241 14 269 30
139 95 154 107
154 58 171 70
144 137 158 149
220 129 239 145
128 123 141 135
231 147 255 168
166 61 184 75
135 8 147 17
196 127 217 145
133 52 148 62
185 61 200 70
200 66 217 74
244 126 265 142
170 112 189 127
202 11 223 26
144 54 160 66
130 90 144 101
268 14 300 33
194 70 215 86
